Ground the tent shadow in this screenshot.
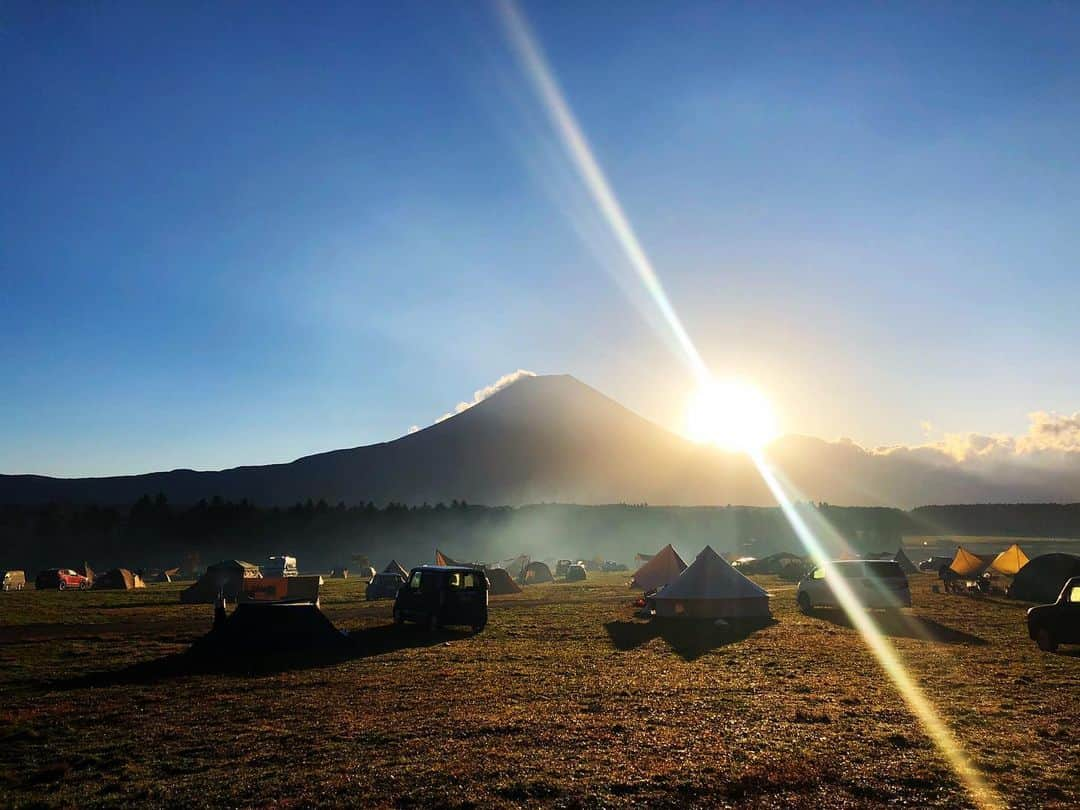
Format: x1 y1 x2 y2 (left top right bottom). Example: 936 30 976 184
809 610 988 646
45 623 474 691
605 617 776 662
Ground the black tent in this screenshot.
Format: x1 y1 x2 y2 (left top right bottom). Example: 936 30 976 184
1008 553 1080 604
190 603 349 655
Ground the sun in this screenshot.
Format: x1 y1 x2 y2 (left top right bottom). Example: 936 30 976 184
685 379 780 452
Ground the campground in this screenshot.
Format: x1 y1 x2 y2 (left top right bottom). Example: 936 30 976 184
0 573 1077 808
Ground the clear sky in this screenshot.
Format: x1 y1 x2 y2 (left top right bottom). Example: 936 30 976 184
3 1 1079 477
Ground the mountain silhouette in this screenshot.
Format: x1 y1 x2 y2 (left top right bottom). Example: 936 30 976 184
1 374 1077 508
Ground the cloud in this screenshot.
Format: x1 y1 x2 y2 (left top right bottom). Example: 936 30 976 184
433 370 538 425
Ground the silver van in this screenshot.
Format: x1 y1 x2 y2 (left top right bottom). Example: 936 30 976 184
797 560 912 613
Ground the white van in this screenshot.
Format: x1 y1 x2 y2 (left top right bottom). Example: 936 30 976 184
797 560 912 613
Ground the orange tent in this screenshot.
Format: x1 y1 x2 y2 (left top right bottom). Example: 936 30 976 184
990 544 1030 576
948 546 990 577
630 544 687 591
435 549 460 566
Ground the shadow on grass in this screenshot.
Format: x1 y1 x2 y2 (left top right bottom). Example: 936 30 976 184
45 624 473 690
809 610 987 645
605 617 776 662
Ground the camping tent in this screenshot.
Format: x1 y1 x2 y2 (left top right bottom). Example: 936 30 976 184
893 549 919 575
94 568 146 590
630 544 687 591
435 549 460 566
948 547 990 577
565 564 587 582
485 567 522 595
521 561 553 584
384 560 409 579
330 567 349 579
356 566 377 581
180 560 262 604
990 544 1030 576
1008 553 1080 604
654 546 771 619
190 602 348 655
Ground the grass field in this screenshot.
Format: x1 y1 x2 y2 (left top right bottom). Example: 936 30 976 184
1 574 1077 808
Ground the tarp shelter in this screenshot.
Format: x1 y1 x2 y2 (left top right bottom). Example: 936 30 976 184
654 546 771 619
989 544 1030 576
565 564 587 582
1008 553 1080 604
435 549 460 566
366 571 406 600
521 561 553 584
630 544 687 591
384 560 409 579
180 560 262 604
190 602 348 655
94 568 146 590
893 549 919 575
485 567 522 595
948 547 990 577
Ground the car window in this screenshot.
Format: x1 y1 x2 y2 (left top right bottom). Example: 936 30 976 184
1068 585 1080 604
448 573 462 588
462 573 476 589
408 571 422 590
811 567 825 580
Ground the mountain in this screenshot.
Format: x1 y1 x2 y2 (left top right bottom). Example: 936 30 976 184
2 374 1078 508
0 375 765 507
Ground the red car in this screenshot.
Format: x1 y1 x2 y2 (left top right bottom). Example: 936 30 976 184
35 568 90 590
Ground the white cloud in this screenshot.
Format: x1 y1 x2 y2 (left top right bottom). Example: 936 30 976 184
433 369 538 424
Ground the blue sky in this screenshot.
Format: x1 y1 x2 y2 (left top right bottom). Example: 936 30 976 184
3 1 1079 476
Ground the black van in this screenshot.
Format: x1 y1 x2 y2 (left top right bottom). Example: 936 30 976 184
393 565 489 632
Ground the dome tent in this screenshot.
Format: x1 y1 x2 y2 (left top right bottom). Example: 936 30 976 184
521 561 553 584
654 546 771 619
564 564 587 582
1008 553 1080 604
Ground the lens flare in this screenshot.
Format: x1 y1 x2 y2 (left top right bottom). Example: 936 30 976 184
686 379 779 451
495 3 1001 805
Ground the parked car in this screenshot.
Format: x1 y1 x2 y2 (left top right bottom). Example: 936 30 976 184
35 568 90 591
797 560 912 613
601 560 628 572
2 570 27 591
393 565 488 632
1027 576 1080 653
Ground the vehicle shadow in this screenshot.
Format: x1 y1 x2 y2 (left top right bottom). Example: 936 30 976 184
605 617 776 662
809 609 988 645
45 623 474 690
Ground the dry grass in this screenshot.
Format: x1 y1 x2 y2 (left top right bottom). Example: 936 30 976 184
0 574 1077 808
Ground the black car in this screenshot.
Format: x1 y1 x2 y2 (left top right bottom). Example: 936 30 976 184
1027 576 1080 652
393 565 488 632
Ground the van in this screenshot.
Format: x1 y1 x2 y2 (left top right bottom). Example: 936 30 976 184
797 560 912 613
393 565 488 632
2 570 26 591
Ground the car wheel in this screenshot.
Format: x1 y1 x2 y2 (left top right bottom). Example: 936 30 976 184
1036 628 1058 653
797 592 812 615
58 581 66 591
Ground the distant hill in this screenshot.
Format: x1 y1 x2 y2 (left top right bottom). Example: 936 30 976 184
2 374 1078 508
